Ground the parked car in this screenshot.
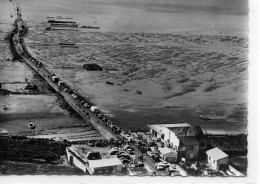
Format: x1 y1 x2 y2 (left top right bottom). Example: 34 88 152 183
109 150 119 155
111 147 119 151
121 159 131 164
123 145 134 152
156 163 165 170
120 132 126 137
119 154 132 160
118 151 126 155
168 165 178 175
97 113 103 119
146 147 152 152
153 155 160 162
109 124 115 129
147 151 155 157
161 160 171 168
135 163 144 168
126 149 135 155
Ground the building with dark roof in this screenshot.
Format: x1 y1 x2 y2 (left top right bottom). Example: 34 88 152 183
148 123 207 161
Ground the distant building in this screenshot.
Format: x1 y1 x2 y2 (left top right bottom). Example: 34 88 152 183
206 147 228 171
148 123 207 161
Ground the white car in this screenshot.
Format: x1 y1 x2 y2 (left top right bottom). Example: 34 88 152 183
120 132 126 137
147 151 155 157
168 165 177 173
111 147 119 151
156 163 165 170
161 161 171 168
109 124 115 128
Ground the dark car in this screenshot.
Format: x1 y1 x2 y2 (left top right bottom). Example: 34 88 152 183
109 150 119 155
121 159 131 164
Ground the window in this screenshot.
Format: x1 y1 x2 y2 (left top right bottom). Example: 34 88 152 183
209 156 211 160
161 134 165 140
179 146 186 151
213 160 215 164
190 153 194 159
200 142 206 148
190 145 194 150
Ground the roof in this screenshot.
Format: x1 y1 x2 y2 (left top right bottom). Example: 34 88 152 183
179 136 199 145
186 126 204 136
168 126 204 137
148 123 191 135
158 147 177 155
206 147 228 160
168 127 190 136
88 157 123 168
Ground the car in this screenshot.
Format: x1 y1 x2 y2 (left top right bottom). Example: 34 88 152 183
109 124 115 129
146 147 152 152
118 151 127 155
111 147 119 151
168 165 177 173
97 114 103 119
156 163 165 170
123 145 134 151
161 161 171 168
119 154 132 160
126 150 135 155
109 150 119 155
135 163 144 168
170 171 182 176
120 132 126 137
121 159 131 164
153 155 160 162
83 103 90 108
147 151 155 157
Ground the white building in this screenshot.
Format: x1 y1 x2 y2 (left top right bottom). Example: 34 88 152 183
66 146 124 175
206 147 228 171
88 157 123 175
148 123 191 149
158 147 177 163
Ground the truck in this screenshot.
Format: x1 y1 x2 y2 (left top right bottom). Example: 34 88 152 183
51 76 59 83
58 81 64 86
90 106 98 113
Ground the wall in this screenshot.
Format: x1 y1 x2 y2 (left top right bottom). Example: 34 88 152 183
207 155 228 171
91 165 123 175
66 148 87 173
228 165 244 176
150 127 180 149
216 157 228 170
164 152 177 163
207 155 217 170
185 144 199 161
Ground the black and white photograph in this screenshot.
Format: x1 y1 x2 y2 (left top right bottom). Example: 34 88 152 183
0 0 258 183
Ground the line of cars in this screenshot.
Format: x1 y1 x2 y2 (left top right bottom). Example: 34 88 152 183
108 145 136 165
141 145 181 175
